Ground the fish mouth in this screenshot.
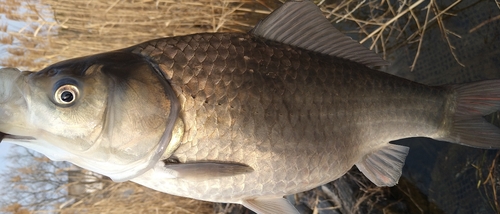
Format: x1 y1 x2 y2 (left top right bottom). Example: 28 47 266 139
0 68 31 139
0 132 36 142
0 67 34 140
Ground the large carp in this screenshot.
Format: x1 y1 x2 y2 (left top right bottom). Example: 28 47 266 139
1 1 499 213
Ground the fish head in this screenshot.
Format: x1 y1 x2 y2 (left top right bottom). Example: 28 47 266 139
0 51 180 181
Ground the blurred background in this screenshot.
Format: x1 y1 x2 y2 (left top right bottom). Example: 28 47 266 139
0 0 499 213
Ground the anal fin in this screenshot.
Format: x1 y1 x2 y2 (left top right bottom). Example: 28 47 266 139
241 197 299 214
355 144 409 187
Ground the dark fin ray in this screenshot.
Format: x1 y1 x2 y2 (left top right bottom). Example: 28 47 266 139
250 0 387 67
440 80 500 149
241 197 299 214
164 162 254 180
355 144 409 187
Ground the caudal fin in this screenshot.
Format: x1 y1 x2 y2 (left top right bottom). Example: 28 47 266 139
442 80 500 149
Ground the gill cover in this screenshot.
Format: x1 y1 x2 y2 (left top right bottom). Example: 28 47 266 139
28 51 180 182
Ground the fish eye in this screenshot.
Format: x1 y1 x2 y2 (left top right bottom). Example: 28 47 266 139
54 84 79 106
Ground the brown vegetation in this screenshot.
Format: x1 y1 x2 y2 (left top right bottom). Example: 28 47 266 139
0 0 275 70
57 181 214 214
0 0 468 71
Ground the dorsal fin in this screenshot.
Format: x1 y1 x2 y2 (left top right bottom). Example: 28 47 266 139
251 0 387 67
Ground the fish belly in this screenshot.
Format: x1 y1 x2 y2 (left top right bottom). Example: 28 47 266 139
130 33 449 202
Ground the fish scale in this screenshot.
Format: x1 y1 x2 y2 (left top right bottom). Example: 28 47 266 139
2 1 500 213
129 32 448 202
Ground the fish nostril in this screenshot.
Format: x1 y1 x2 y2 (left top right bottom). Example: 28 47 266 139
47 69 59 76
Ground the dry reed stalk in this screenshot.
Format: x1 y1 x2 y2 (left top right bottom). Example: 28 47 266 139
320 0 463 70
469 14 500 33
482 151 500 213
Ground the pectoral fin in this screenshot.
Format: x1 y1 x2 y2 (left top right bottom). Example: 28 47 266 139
164 161 254 180
241 197 299 214
355 144 409 186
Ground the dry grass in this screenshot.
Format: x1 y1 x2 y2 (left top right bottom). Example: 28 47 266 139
319 0 464 70
0 0 274 70
26 181 214 214
54 181 214 214
481 150 500 213
1 0 468 71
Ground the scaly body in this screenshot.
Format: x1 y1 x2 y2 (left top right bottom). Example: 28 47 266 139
1 1 499 213
131 33 448 202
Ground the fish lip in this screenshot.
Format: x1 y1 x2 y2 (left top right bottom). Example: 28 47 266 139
0 68 31 141
0 132 36 142
0 132 36 143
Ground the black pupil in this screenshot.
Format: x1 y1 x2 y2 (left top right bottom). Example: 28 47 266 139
61 91 74 103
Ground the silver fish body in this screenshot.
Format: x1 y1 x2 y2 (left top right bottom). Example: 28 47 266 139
129 32 448 202
1 1 500 213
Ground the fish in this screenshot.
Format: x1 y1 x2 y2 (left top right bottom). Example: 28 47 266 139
1 0 500 213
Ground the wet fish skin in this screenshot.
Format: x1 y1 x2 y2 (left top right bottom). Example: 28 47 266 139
0 53 178 181
129 33 449 202
2 1 500 213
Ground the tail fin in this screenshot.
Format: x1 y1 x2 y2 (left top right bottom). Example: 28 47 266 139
442 80 500 149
